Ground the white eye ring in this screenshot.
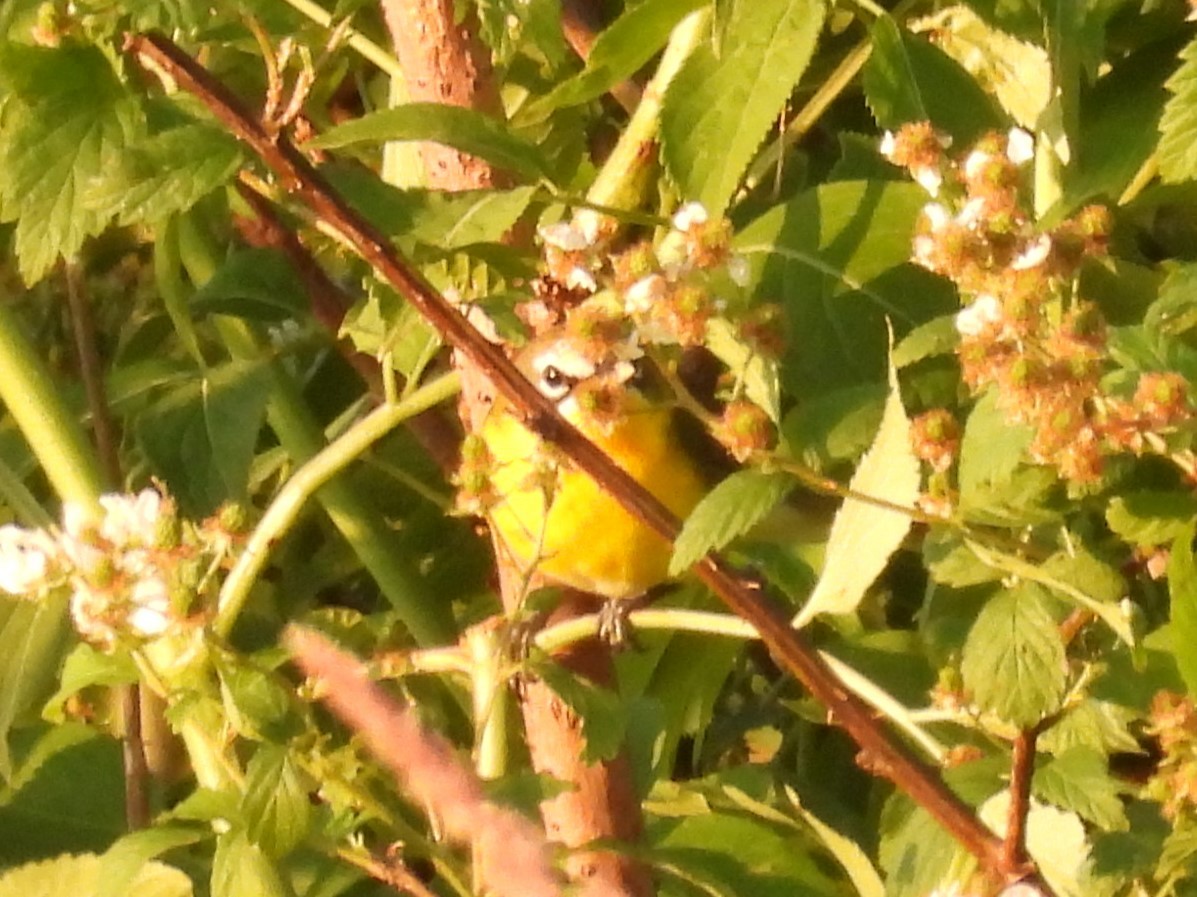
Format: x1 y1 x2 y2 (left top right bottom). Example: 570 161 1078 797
537 363 573 401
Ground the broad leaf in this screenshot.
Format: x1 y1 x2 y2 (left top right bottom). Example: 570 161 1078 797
862 17 1000 145
1158 33 1197 183
242 745 312 858
1033 746 1128 832
0 853 190 897
310 104 551 182
188 249 308 322
795 359 919 626
661 0 825 216
211 831 289 897
961 583 1066 728
671 470 793 575
0 44 143 284
527 0 708 117
98 827 206 897
1108 491 1197 548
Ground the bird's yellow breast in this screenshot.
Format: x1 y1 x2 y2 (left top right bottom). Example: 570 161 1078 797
480 399 707 599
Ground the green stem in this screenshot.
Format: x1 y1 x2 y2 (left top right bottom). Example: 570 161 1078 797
173 214 455 646
0 301 104 514
214 371 460 638
583 8 709 211
535 607 946 761
275 0 409 83
465 624 509 780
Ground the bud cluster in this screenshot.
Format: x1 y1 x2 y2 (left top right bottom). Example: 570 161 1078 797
1146 691 1197 820
884 122 1190 485
0 488 245 651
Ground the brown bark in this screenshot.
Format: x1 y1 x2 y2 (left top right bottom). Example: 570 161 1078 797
376 2 654 893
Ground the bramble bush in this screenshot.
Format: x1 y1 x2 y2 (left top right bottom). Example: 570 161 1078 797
1 1 1197 896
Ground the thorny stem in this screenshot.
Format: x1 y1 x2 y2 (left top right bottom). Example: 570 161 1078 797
125 31 1054 892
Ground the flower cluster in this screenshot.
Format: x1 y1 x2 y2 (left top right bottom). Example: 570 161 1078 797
0 488 243 651
884 122 1191 485
1145 691 1197 819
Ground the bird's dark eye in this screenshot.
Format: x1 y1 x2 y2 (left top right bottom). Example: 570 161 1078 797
537 363 573 400
543 365 564 388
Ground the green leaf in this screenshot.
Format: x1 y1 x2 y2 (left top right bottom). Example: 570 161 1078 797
736 181 942 394
892 315 958 368
1033 746 1128 832
960 583 1066 728
862 17 1000 145
1159 35 1197 184
0 44 143 284
136 360 271 515
923 528 1002 588
1147 262 1197 337
43 643 138 723
704 317 781 422
98 827 206 897
670 470 792 575
86 122 243 227
310 104 550 181
978 794 1090 897
216 658 301 743
1037 700 1141 758
878 796 965 897
526 0 708 117
1169 524 1197 697
781 383 886 469
242 745 312 858
957 391 1060 525
0 854 191 897
1107 491 1197 547
661 0 825 216
211 831 289 897
188 249 307 322
536 661 626 762
0 594 72 781
795 359 919 625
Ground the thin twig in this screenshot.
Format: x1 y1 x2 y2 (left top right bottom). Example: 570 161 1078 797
123 32 1052 891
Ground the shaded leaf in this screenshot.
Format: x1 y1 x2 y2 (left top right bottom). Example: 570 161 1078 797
1168 524 1197 697
536 661 626 762
1107 491 1197 547
310 104 550 181
1034 746 1128 832
189 249 307 322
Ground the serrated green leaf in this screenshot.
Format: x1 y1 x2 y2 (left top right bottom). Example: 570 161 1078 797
957 391 1059 525
242 745 312 858
211 831 289 897
1147 263 1197 337
1159 35 1197 184
892 315 958 368
862 17 1000 145
781 383 886 469
661 0 825 215
795 360 919 626
0 44 143 284
1040 548 1125 605
0 594 72 781
43 643 138 723
1168 524 1197 696
1107 491 1197 547
98 827 206 897
1033 746 1127 832
736 181 941 394
961 584 1066 728
526 0 708 117
670 470 792 575
310 104 550 182
909 6 1050 128
1038 700 1141 758
0 853 191 897
979 794 1089 897
536 661 626 762
923 528 1002 588
86 122 242 227
217 659 301 743
704 317 781 422
188 249 307 322
136 360 270 515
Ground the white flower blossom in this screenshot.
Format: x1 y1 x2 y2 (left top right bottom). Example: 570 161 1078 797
127 577 173 638
957 197 988 229
538 221 592 251
922 202 951 232
672 202 709 232
912 235 936 268
727 254 751 287
963 148 995 181
0 525 58 596
879 130 897 159
99 489 165 546
955 294 1004 337
564 266 597 292
1006 127 1034 165
1012 234 1053 271
624 274 666 314
913 166 943 197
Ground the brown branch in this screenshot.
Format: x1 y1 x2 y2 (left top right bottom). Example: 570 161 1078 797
63 263 152 832
1004 727 1039 873
123 32 1053 892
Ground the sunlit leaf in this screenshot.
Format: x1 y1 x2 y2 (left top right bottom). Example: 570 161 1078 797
670 470 792 575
